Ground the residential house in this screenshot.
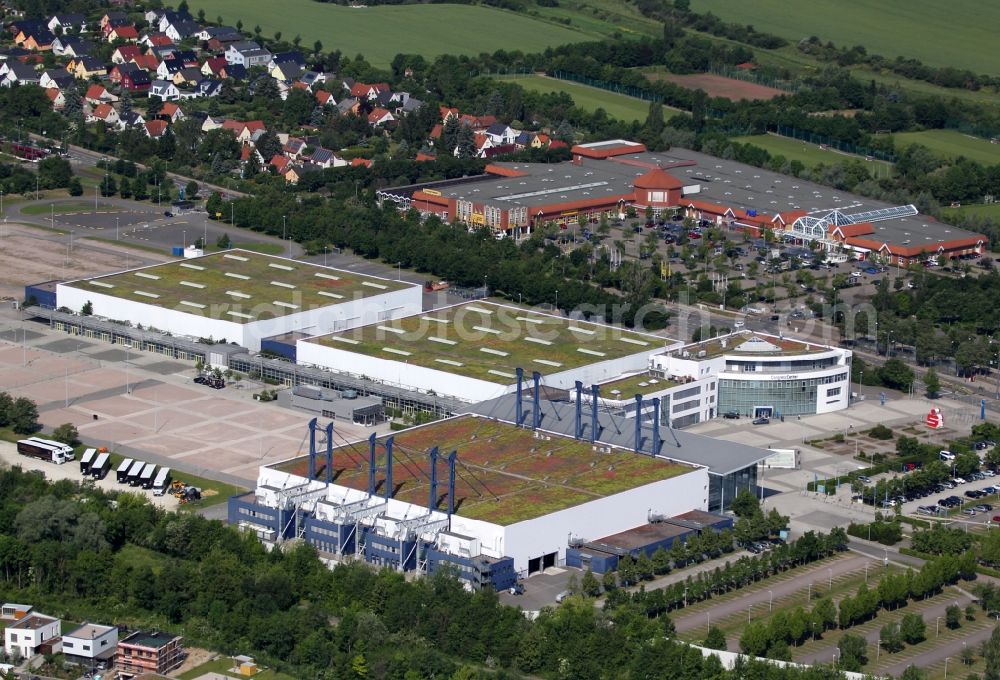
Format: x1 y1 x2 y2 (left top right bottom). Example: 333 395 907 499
367 107 395 128
349 81 389 101
70 56 107 79
62 623 118 669
201 56 227 77
195 79 221 98
18 30 55 51
315 89 335 107
47 13 86 34
116 631 183 678
439 106 459 122
143 9 166 25
139 32 174 49
530 132 551 149
149 43 178 61
220 63 246 81
172 50 200 67
299 70 327 89
120 68 151 92
107 25 139 43
268 51 306 71
484 122 517 146
99 12 128 31
7 20 44 41
155 58 183 80
51 36 92 57
513 130 532 149
270 61 302 83
157 10 194 34
85 83 118 105
269 154 290 173
199 114 224 131
111 45 142 64
118 110 145 130
159 103 184 122
225 41 271 68
149 79 180 101
196 26 241 43
308 147 339 168
130 53 159 72
282 137 306 159
395 96 423 117
0 62 40 87
44 88 65 109
172 67 201 86
88 103 120 126
222 119 266 145
39 68 73 90
164 19 201 42
350 157 373 168
337 98 360 117
0 603 32 620
4 614 61 658
144 119 168 138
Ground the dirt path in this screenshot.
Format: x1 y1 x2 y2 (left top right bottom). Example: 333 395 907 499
672 554 869 633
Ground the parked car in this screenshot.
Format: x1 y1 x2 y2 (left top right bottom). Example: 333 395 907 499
857 475 872 484
723 411 740 419
752 417 770 425
975 504 993 512
940 450 956 460
509 583 525 595
953 477 967 485
963 508 977 516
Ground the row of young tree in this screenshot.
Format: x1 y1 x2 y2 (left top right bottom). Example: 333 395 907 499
739 553 974 662
605 529 850 618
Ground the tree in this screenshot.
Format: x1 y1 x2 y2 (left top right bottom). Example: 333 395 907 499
925 367 940 398
581 569 601 597
602 570 617 592
944 605 963 630
52 423 79 446
984 623 1000 680
81 300 93 316
313 40 323 55
900 613 926 644
731 489 759 518
880 621 904 653
184 180 199 199
217 233 232 249
879 358 915 391
9 397 39 434
838 633 867 671
67 177 83 196
704 625 727 650
900 666 926 680
456 125 476 159
99 174 117 197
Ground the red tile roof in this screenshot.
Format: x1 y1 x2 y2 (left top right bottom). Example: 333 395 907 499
351 158 373 168
485 164 528 178
145 119 168 137
634 167 683 190
832 222 875 238
85 84 107 100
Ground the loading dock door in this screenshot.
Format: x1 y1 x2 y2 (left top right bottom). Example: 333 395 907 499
528 557 541 575
542 552 556 570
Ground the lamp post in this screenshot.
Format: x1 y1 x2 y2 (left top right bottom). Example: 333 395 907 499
828 567 833 590
944 657 950 679
116 216 119 241
124 343 133 395
936 616 941 637
748 603 752 623
768 590 773 612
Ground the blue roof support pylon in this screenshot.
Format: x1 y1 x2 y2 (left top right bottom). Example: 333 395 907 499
367 432 377 496
324 422 334 484
532 371 542 429
634 394 643 453
307 416 318 480
447 450 457 516
651 398 661 455
428 447 439 511
384 436 394 501
574 381 583 440
590 384 600 443
515 367 524 428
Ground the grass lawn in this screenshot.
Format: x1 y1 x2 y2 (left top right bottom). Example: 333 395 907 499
179 657 296 680
494 74 682 122
690 0 1000 74
117 544 169 575
530 0 661 39
20 200 114 216
892 129 1000 165
173 469 244 512
941 203 1000 221
191 0 590 67
731 134 894 176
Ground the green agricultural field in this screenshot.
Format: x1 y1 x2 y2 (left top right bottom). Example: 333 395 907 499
495 74 681 122
192 0 590 67
310 300 673 384
731 134 893 176
941 203 1000 221
65 248 410 323
892 129 1000 165
691 0 1000 74
530 0 661 39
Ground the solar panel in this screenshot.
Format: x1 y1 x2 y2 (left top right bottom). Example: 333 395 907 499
845 204 917 224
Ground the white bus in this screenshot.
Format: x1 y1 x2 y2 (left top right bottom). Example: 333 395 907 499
152 467 172 496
